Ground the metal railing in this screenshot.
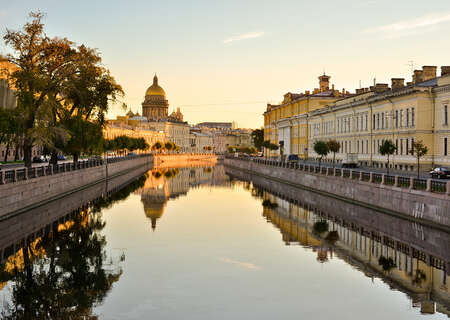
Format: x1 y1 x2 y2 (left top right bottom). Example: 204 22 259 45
228 156 450 195
0 154 150 185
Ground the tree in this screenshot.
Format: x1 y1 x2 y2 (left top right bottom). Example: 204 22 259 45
327 140 340 167
165 141 174 152
313 140 329 167
3 12 122 167
379 140 397 175
410 140 428 178
0 108 22 162
251 129 264 151
152 141 163 153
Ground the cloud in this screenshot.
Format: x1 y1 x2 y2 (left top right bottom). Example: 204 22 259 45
364 12 450 39
218 257 262 270
223 32 264 44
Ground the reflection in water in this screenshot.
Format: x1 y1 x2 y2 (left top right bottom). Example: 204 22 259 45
1 163 449 319
0 173 148 319
242 179 450 317
0 210 121 319
137 165 230 230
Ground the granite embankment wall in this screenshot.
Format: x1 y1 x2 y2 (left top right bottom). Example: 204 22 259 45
0 164 150 262
224 158 450 230
0 156 153 219
225 166 450 262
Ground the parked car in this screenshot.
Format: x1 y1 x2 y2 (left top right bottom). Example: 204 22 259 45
429 167 450 179
57 154 66 161
287 154 299 163
341 162 358 168
127 152 137 156
32 156 45 163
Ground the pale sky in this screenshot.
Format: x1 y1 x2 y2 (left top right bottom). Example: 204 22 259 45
1 0 450 128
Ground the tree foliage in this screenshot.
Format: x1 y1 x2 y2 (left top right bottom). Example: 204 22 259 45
410 140 428 178
313 140 329 166
2 12 123 167
326 140 340 167
251 129 264 151
379 140 397 175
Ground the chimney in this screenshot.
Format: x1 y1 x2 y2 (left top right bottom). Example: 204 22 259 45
355 88 364 94
422 66 437 81
375 83 389 93
406 81 413 86
391 78 405 90
413 70 424 83
441 66 450 76
318 74 330 92
305 90 310 95
369 86 375 92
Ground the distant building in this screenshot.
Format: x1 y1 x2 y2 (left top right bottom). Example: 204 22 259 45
196 122 233 130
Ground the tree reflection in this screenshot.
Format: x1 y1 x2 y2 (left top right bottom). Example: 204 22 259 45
0 211 121 319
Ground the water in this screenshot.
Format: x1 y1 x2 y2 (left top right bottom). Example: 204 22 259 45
0 164 448 319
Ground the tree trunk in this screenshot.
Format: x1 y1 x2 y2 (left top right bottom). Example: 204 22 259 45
4 144 9 162
73 152 79 165
387 155 389 175
14 144 19 161
50 150 58 165
23 138 33 168
417 156 420 179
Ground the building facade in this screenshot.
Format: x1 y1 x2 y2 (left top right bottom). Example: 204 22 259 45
264 74 352 158
304 66 450 171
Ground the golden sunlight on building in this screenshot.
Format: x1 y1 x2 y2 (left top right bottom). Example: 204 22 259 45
264 66 450 171
264 74 352 158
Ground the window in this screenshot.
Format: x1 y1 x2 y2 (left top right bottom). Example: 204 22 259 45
445 137 448 156
411 108 415 127
381 112 385 129
356 116 359 131
400 139 403 155
395 139 398 155
406 139 409 155
373 114 376 130
365 114 368 131
406 108 410 127
377 113 380 129
366 140 369 154
445 105 448 126
400 110 403 127
395 110 398 128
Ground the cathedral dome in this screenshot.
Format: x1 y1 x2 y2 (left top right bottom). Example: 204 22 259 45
145 74 166 97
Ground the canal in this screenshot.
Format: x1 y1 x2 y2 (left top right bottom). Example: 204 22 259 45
0 163 448 319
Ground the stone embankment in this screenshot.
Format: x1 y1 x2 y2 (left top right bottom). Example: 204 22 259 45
224 158 450 230
0 153 216 219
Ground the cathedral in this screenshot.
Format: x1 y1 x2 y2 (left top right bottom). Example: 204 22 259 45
142 74 183 122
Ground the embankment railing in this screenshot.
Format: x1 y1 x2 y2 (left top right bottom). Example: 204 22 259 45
226 156 450 195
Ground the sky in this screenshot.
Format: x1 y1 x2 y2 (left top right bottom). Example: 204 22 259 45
1 0 450 128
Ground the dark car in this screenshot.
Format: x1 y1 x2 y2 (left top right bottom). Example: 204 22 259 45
429 167 450 179
32 156 45 163
287 154 299 163
341 163 358 168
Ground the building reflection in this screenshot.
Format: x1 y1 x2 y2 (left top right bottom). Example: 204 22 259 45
0 172 148 318
137 164 230 230
258 189 449 317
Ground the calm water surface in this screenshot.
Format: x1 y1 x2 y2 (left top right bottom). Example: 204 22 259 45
0 164 449 319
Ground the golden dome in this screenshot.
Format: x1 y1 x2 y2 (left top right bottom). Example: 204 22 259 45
145 74 166 97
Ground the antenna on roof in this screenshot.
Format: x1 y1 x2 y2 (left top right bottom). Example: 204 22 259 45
407 60 414 73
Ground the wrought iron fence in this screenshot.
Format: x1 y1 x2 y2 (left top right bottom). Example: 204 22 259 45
431 180 446 193
397 176 410 188
384 175 395 185
413 178 427 190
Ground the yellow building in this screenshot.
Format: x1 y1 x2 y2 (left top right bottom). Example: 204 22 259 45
306 65 450 171
263 74 352 158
